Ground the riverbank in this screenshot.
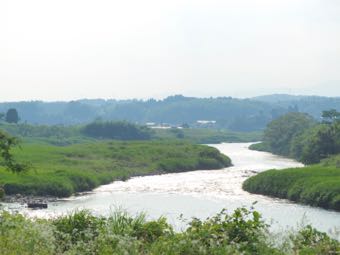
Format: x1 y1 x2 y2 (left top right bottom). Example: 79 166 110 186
3 142 340 239
0 141 231 198
243 155 340 211
2 194 58 204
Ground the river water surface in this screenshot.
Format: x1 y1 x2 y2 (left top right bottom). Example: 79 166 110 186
6 143 340 234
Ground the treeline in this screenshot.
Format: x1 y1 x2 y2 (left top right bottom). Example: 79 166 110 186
82 121 153 140
0 121 262 146
0 96 282 131
1 94 340 131
251 110 340 164
0 121 153 144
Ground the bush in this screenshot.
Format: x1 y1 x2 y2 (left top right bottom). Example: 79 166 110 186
0 212 56 254
291 225 340 254
53 210 105 251
82 121 153 140
0 208 339 254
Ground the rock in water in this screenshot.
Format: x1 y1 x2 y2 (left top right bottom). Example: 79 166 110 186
27 203 48 209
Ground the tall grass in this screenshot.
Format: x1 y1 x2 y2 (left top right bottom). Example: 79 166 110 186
154 128 263 144
0 141 231 197
0 208 338 255
243 157 340 211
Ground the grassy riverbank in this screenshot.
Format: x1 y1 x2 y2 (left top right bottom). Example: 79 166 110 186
1 207 339 255
245 111 340 211
243 155 340 211
0 141 231 197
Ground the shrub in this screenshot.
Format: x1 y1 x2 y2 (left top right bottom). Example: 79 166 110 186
0 212 56 254
0 208 339 254
291 225 340 254
52 210 105 252
82 121 153 140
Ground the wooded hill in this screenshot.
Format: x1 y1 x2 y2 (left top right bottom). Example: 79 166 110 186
1 94 340 131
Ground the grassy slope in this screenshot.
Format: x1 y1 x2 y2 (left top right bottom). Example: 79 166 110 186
243 155 340 211
0 141 231 197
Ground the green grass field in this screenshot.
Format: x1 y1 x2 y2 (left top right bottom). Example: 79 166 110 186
243 155 340 211
0 122 263 146
153 128 262 144
0 141 231 197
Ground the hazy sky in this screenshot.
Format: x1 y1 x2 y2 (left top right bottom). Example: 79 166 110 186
1 0 340 101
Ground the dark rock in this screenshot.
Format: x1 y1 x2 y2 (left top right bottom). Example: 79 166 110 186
27 203 48 209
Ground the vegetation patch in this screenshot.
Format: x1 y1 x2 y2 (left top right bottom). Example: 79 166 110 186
82 121 153 140
249 142 270 152
0 141 231 197
250 110 340 164
154 128 263 144
243 158 340 211
0 122 263 146
0 207 338 255
246 110 340 211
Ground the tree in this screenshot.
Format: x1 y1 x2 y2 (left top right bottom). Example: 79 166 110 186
299 121 340 164
82 121 153 140
322 109 340 124
0 131 28 173
263 112 315 156
5 108 19 124
0 113 4 121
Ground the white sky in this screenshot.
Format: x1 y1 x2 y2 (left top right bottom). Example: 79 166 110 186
1 0 340 101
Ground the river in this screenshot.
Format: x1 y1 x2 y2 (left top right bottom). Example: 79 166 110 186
4 143 340 235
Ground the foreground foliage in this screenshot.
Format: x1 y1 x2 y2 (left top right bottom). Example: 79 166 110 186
0 208 338 255
0 141 231 197
243 158 340 211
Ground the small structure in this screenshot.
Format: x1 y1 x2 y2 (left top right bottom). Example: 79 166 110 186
196 120 216 128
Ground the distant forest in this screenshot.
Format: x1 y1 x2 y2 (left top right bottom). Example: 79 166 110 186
1 94 340 131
